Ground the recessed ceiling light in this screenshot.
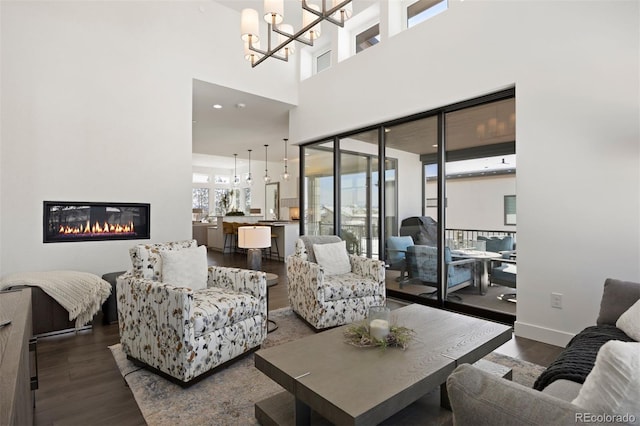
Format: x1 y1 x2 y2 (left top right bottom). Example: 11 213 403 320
432 144 438 148
213 104 222 109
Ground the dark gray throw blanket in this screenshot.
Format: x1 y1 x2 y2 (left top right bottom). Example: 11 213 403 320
533 325 634 391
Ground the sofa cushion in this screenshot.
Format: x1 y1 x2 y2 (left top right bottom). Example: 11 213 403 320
386 236 414 265
160 245 208 291
322 273 379 301
492 263 517 286
541 379 582 402
406 245 437 283
597 278 640 326
478 236 513 252
444 246 453 263
571 341 640 419
313 241 351 276
192 287 262 338
616 299 640 341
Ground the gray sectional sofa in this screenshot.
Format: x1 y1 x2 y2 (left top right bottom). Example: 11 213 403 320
446 278 639 425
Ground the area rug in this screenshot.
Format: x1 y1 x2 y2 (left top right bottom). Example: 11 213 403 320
110 308 546 426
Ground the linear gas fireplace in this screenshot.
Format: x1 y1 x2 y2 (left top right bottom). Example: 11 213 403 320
43 201 150 243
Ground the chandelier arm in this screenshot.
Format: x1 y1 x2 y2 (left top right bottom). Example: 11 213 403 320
251 19 323 67
272 26 312 47
323 11 348 27
248 29 288 62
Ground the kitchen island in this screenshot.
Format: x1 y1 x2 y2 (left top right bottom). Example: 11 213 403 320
207 217 299 261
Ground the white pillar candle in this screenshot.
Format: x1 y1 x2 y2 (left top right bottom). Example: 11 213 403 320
369 319 390 341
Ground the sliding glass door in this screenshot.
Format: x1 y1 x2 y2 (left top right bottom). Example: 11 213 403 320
339 130 379 258
303 141 334 236
298 89 516 323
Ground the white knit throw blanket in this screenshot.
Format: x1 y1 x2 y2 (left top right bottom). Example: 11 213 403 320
0 271 112 328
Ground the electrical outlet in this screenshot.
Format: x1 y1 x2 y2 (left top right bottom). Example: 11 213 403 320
551 292 563 309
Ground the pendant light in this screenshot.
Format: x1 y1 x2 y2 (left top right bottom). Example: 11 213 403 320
263 144 271 183
233 153 240 186
245 149 253 185
281 138 290 181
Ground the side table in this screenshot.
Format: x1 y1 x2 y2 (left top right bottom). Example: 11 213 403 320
265 273 279 333
101 271 126 325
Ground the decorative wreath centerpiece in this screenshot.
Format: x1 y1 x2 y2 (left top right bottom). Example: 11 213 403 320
343 321 415 350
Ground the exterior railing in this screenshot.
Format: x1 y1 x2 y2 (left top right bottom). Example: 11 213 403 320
308 222 515 254
445 228 516 249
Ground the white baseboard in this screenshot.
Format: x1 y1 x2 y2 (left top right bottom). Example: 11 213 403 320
514 320 575 348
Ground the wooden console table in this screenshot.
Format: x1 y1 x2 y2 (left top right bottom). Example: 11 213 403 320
0 289 37 425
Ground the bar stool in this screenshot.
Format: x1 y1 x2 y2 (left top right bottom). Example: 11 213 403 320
232 222 241 253
222 222 234 254
270 232 280 261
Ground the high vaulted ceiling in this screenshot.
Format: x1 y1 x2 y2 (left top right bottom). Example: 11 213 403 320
194 2 516 172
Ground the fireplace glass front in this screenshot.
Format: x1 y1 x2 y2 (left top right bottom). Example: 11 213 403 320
43 201 150 243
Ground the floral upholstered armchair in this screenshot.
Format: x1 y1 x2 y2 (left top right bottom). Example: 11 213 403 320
117 240 267 386
287 235 386 330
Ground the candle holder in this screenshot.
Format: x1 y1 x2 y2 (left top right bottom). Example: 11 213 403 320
368 306 391 341
343 308 415 350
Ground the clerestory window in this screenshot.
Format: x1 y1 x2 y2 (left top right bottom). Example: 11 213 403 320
407 0 448 28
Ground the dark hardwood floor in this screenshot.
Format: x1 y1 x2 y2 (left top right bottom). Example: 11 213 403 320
33 250 562 425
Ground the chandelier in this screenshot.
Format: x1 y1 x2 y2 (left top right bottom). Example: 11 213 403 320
241 0 353 67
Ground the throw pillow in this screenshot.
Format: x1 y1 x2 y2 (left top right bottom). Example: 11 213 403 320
597 278 640 326
160 245 208 291
616 299 640 341
571 340 640 419
313 241 351 276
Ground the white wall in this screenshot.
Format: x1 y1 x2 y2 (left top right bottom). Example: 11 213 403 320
0 1 298 276
389 147 422 223
429 174 517 231
290 1 640 345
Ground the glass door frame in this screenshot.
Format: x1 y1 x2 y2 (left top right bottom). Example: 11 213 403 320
300 131 388 259
298 88 516 324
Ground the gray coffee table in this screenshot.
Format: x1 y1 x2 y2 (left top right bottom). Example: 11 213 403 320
255 304 511 426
